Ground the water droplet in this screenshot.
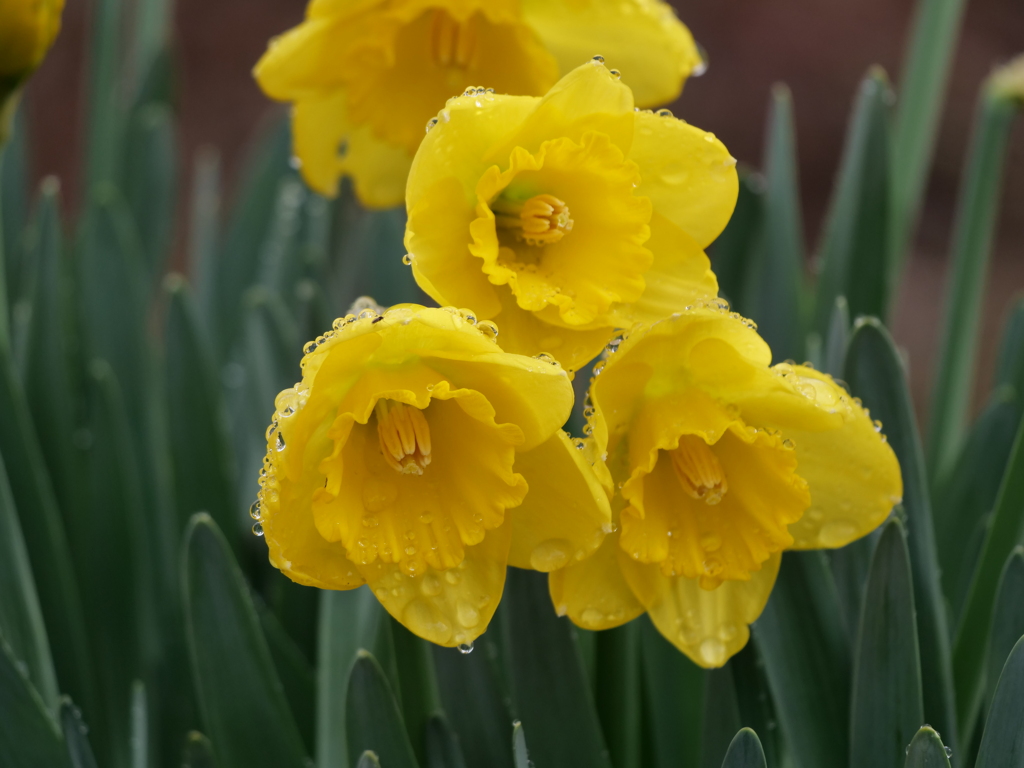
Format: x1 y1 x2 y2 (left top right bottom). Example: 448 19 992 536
819 519 857 547
592 55 605 63
718 623 738 642
699 637 727 666
458 642 475 654
530 539 573 571
421 574 442 596
402 253 414 265
362 478 398 512
700 533 722 552
276 433 286 451
358 308 378 320
457 601 480 628
657 108 673 118
405 546 417 556
252 522 265 537
249 501 262 520
445 570 461 585
477 320 499 342
702 558 723 577
581 607 604 627
609 69 621 79
459 309 477 324
944 747 953 758
425 117 439 133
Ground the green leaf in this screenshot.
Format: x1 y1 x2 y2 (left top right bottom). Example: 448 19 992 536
346 650 420 768
257 177 307 298
891 0 969 275
76 184 149 429
903 727 952 768
722 729 767 768
504 569 611 768
845 318 958 752
926 92 1020 481
214 115 291 353
392 620 442 763
993 297 1024 394
954 410 1024 739
60 699 98 768
336 207 418 308
985 548 1024 715
1 108 28 334
256 599 315 754
512 721 530 768
72 360 147 767
424 715 468 768
127 0 172 98
934 393 1021 624
316 588 399 768
753 551 850 768
165 276 239 545
20 179 77 521
708 169 764 312
432 639 515 768
730 643 780 768
182 732 219 768
130 681 147 768
183 513 309 768
699 666 741 768
815 69 893 333
639 615 705 768
975 636 1024 767
189 147 222 322
0 450 58 710
0 632 70 768
828 531 880 642
849 520 923 768
123 104 177 281
595 622 641 768
824 296 851 378
0 337 93 720
83 0 125 190
357 752 382 768
741 84 806 363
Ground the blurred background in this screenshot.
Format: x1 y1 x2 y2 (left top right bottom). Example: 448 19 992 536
19 0 1024 420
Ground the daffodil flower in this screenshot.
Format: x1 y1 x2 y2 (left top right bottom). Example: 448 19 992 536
253 0 703 208
255 302 610 647
550 305 903 668
405 60 738 372
0 0 64 143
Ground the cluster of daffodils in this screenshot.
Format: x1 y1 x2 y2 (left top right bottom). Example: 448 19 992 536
255 4 902 668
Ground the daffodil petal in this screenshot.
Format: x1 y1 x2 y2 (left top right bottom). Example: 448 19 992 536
521 0 702 108
607 214 718 332
630 113 739 248
292 92 350 198
620 551 781 668
548 532 645 631
777 366 903 549
344 123 413 209
254 18 349 101
499 60 635 158
358 520 512 647
507 430 612 571
488 287 613 374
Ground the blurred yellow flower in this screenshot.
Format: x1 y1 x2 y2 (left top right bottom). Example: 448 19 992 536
406 61 737 372
253 0 703 208
549 305 903 668
0 0 64 143
0 0 63 79
255 302 610 648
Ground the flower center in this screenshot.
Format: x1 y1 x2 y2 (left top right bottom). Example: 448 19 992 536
375 399 432 475
670 435 728 505
492 194 574 247
429 10 479 69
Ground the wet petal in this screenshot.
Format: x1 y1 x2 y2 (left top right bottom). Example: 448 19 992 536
359 520 512 647
508 430 612 571
620 551 781 668
548 532 644 631
291 92 350 198
521 0 703 107
629 112 738 248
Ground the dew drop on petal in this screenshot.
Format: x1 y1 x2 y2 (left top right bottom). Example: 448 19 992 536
699 637 727 666
458 642 474 654
252 522 264 537
529 539 573 571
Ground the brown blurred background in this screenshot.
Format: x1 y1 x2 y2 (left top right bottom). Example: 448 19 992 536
21 0 1024 422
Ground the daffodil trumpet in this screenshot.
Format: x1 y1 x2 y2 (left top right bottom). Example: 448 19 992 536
404 60 740 373
548 304 903 668
255 302 610 648
254 0 704 208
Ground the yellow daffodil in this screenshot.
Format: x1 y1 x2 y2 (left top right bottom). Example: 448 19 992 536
405 61 738 373
254 302 610 648
549 305 903 668
0 0 64 143
253 0 703 208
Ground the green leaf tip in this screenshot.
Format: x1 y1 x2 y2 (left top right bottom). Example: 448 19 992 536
722 728 767 768
512 720 530 768
356 751 382 768
989 53 1024 102
904 727 952 768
